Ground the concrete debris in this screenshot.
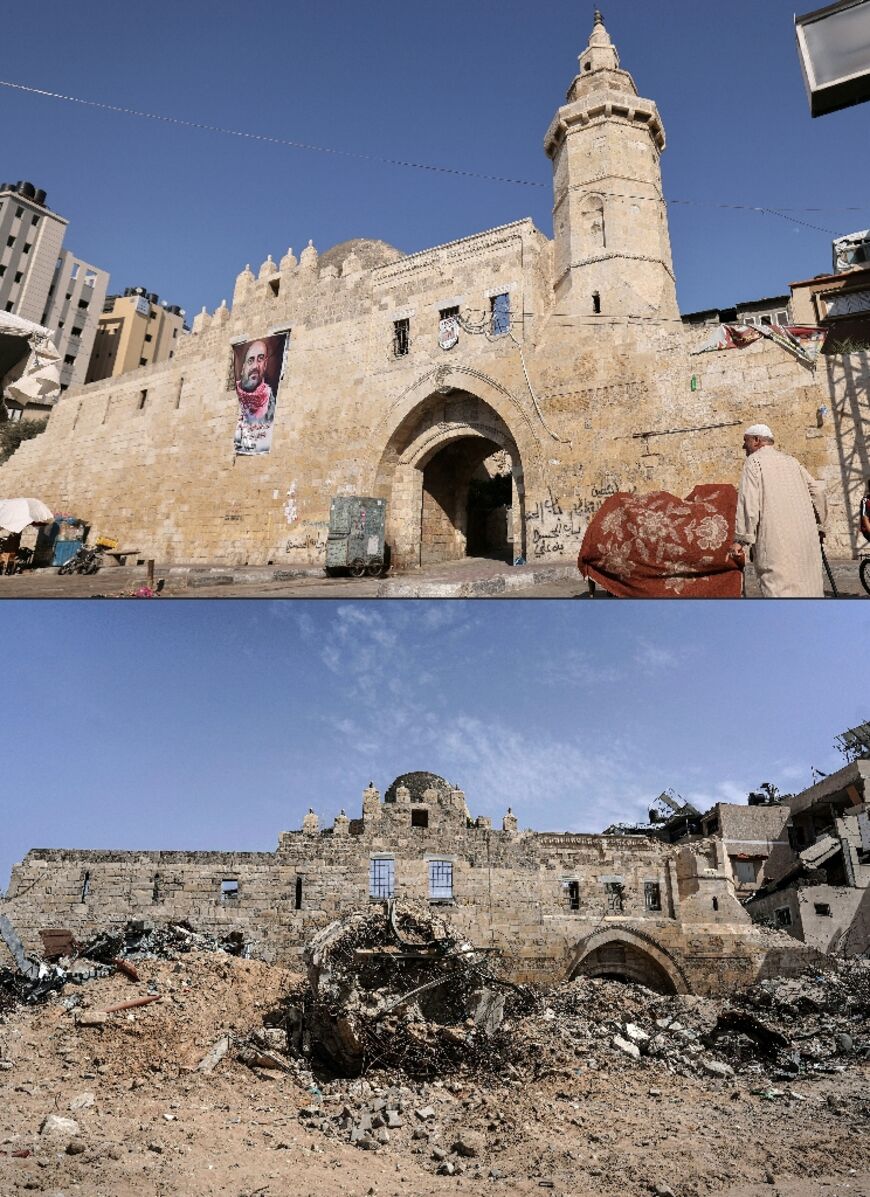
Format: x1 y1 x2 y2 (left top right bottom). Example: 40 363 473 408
40 1114 81 1137
289 899 520 1078
196 1035 230 1074
613 1034 642 1060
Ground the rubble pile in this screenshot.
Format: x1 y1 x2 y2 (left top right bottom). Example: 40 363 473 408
287 899 529 1078
0 919 248 1010
506 961 870 1083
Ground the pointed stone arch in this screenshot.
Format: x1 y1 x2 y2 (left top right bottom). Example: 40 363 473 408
567 927 691 995
373 367 544 570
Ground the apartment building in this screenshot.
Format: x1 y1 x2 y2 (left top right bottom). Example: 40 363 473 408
86 287 187 383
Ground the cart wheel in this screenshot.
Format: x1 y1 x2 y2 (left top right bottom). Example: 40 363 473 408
58 561 74 575
860 557 870 597
366 556 385 579
349 558 367 578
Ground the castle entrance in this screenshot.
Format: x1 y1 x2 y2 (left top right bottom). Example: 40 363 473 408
567 929 691 995
375 388 527 570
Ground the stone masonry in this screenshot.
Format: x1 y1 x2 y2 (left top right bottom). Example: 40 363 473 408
0 14 866 567
1 772 822 997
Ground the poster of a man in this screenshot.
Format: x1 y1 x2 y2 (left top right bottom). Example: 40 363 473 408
232 332 288 455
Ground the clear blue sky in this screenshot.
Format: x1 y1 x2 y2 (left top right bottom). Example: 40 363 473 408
3 1 868 319
2 600 868 891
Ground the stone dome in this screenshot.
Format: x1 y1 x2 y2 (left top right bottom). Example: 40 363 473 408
384 772 454 804
318 238 404 275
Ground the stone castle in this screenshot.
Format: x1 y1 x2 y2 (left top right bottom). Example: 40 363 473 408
0 12 865 566
1 772 820 996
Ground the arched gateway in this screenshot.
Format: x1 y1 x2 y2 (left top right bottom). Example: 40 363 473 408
568 928 690 995
373 371 541 571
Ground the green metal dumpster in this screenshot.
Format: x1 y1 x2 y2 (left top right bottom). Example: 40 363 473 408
326 497 387 577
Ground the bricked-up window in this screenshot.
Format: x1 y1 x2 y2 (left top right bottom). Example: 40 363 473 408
152 874 162 903
221 879 239 901
604 881 624 913
567 881 580 911
428 859 454 901
80 871 91 902
490 292 510 336
393 318 410 357
644 881 662 912
774 906 792 928
369 857 395 899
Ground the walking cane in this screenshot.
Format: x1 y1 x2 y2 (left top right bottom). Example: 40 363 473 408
820 540 839 598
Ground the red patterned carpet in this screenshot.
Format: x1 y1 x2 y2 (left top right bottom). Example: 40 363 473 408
579 484 744 598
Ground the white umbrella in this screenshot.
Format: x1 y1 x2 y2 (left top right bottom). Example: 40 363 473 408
0 497 54 534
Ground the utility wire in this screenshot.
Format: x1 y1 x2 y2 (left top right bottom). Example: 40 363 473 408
1 78 868 231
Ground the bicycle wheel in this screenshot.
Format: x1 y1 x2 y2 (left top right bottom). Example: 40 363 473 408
58 560 75 575
860 557 870 597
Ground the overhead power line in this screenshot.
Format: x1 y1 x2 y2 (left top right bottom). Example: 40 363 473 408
1 78 867 233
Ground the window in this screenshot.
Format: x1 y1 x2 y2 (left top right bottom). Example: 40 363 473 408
411 808 429 828
592 292 602 314
14 271 22 284
78 299 89 311
15 206 22 218
145 333 153 342
269 278 280 297
774 907 792 928
644 881 662 911
733 859 757 885
814 902 832 917
6 236 14 247
80 871 91 902
22 243 31 254
294 876 303 910
428 859 454 901
712 897 719 911
84 270 97 288
567 880 580 911
0 265 5 276
31 214 39 226
139 357 147 366
393 317 410 357
71 326 83 338
369 857 395 899
439 304 459 325
4 301 13 312
152 874 162 903
221 879 239 900
69 263 79 281
605 881 624 913
64 353 76 365
138 389 147 411
490 292 510 336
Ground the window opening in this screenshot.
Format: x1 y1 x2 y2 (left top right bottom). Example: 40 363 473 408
605 881 624 913
295 876 303 910
644 881 662 911
814 903 831 917
712 896 719 911
369 857 395 899
269 278 280 297
592 292 602 314
152 874 162 903
490 292 510 336
428 859 454 901
176 377 184 409
411 808 429 828
221 879 239 900
568 880 580 911
80 871 90 902
733 859 757 885
774 906 792 927
138 389 147 411
393 317 410 357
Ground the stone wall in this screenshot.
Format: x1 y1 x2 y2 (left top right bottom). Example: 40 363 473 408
1 780 820 994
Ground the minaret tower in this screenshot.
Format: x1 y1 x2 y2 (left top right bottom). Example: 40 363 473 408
543 10 678 319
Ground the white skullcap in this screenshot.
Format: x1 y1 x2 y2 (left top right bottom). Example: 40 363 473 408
745 424 774 440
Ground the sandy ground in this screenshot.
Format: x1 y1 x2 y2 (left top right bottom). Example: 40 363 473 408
1 951 868 1197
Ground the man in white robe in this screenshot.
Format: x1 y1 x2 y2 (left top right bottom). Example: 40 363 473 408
729 424 827 598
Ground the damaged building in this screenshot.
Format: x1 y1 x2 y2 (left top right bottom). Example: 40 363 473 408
0 771 828 999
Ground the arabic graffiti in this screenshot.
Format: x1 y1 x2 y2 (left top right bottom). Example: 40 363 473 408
525 494 605 559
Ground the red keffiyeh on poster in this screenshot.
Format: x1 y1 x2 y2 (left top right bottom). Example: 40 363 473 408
579 484 743 598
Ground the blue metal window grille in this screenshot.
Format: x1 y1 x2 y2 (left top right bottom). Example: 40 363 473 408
428 859 453 900
369 857 395 899
490 292 510 336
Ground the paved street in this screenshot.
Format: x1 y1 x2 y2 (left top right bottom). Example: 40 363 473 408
0 556 865 599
